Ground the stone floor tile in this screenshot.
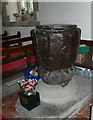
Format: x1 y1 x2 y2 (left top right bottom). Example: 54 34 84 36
2 97 10 103
6 111 17 118
87 105 91 110
90 99 93 104
0 100 2 105
75 113 87 119
82 109 90 118
78 106 86 113
73 113 79 118
0 105 2 114
1 91 93 119
78 103 89 114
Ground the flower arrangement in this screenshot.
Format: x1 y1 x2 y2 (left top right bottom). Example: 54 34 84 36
13 12 20 17
18 69 40 96
20 7 26 15
29 11 34 16
18 79 37 96
13 7 35 21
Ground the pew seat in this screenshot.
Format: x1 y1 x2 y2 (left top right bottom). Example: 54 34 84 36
1 35 37 79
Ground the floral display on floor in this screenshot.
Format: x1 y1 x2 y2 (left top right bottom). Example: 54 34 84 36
18 68 40 96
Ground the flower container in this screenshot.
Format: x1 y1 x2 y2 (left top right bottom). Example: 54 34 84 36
22 16 27 21
19 91 40 111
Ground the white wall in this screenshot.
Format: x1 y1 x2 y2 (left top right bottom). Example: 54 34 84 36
6 2 18 22
3 2 91 39
0 15 2 34
37 2 91 40
3 27 35 37
0 1 2 34
91 2 93 40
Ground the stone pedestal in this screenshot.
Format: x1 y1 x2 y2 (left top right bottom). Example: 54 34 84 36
15 76 92 119
36 76 78 105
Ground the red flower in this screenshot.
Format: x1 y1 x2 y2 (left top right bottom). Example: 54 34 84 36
20 81 28 86
24 88 29 92
30 82 35 86
26 85 33 89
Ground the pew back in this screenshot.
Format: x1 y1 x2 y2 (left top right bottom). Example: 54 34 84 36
1 36 37 79
2 31 21 41
75 40 93 70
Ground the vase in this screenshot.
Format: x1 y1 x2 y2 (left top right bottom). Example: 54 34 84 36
31 24 81 86
19 91 40 111
22 16 27 21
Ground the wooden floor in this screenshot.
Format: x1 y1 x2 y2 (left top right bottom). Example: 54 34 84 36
1 91 93 119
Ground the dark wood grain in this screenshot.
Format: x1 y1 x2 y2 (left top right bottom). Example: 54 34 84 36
80 40 93 46
1 34 37 79
2 31 21 41
0 31 7 37
75 40 93 69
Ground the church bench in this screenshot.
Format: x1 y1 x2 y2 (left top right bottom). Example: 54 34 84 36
75 40 93 70
0 31 7 38
2 31 21 41
1 36 37 79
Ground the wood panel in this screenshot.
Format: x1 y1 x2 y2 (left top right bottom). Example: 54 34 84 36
75 40 93 70
1 34 37 79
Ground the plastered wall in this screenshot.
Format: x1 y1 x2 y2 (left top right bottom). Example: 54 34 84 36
37 2 91 40
3 2 91 40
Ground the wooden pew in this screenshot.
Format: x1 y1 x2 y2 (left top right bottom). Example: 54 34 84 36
0 31 7 39
2 31 21 41
2 31 7 37
1 36 37 79
2 36 32 48
75 40 93 70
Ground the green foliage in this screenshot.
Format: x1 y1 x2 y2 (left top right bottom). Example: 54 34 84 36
29 11 34 16
13 13 20 17
20 7 26 15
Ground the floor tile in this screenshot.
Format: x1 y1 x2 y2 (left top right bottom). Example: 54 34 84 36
80 102 90 112
75 113 87 118
82 109 90 118
90 99 93 104
78 106 86 113
87 105 91 110
2 92 93 119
